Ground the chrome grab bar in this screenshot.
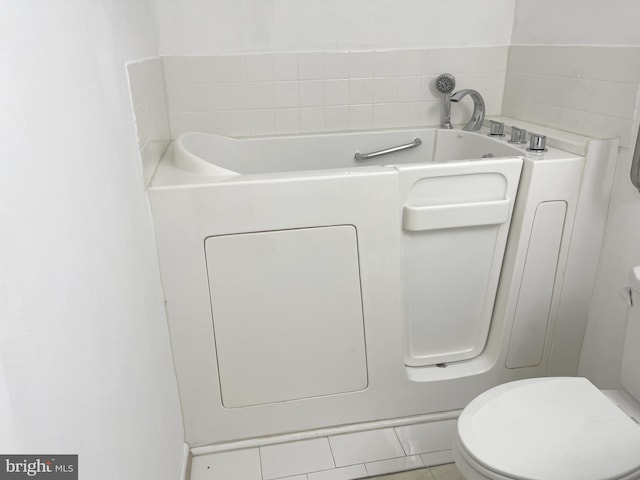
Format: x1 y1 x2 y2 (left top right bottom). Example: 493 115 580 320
354 138 422 161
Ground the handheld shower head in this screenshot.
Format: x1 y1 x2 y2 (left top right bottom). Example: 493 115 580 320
435 73 456 95
435 73 456 128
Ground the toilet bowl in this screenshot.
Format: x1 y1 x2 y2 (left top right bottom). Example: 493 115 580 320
452 377 640 480
453 267 640 480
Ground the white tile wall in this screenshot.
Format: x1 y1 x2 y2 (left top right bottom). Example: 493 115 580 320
127 57 171 184
161 47 508 138
131 47 640 175
503 46 640 148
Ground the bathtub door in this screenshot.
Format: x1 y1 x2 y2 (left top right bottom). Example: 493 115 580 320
397 157 522 367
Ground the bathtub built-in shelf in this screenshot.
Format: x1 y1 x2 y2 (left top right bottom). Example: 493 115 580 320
402 199 511 232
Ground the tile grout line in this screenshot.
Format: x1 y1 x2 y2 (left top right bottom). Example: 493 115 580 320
258 445 265 480
364 453 423 477
392 427 408 457
425 466 436 480
325 435 338 470
306 464 368 480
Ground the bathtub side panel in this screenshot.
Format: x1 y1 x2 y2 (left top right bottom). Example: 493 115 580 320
149 169 405 445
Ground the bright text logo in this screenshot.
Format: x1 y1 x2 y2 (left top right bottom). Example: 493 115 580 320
0 456 77 480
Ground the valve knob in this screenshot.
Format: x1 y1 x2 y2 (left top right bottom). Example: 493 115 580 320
529 133 547 152
509 126 527 144
488 120 505 137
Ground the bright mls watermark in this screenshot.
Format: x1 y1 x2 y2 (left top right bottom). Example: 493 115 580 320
0 456 77 479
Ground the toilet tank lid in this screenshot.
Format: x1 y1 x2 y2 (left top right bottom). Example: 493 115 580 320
457 377 640 480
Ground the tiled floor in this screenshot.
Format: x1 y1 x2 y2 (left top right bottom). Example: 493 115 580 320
370 464 463 479
190 419 459 480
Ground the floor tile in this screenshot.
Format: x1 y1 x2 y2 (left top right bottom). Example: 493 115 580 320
419 451 453 468
429 463 464 480
273 476 308 480
394 421 456 455
261 438 335 479
329 428 405 467
307 464 368 480
190 449 262 480
368 466 434 479
365 455 424 477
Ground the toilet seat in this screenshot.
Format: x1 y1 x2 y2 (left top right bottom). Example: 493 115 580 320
455 377 640 480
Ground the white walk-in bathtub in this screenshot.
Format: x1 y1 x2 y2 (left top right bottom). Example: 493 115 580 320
149 126 586 451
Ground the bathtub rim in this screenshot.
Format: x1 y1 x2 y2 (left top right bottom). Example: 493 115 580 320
164 126 535 181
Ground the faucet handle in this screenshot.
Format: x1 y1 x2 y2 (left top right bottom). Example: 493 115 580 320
509 126 527 144
488 120 505 137
528 133 547 152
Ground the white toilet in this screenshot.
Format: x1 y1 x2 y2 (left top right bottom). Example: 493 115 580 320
453 267 640 480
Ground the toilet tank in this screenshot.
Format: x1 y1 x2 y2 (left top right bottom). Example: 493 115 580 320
621 266 640 401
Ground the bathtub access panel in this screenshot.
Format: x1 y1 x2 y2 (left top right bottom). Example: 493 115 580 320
204 225 368 408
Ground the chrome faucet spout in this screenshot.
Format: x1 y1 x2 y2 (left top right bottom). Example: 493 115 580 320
450 89 485 131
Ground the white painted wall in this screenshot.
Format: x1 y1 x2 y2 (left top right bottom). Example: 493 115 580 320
579 147 640 389
0 1 184 479
153 0 515 55
513 0 640 46
510 0 640 388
